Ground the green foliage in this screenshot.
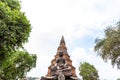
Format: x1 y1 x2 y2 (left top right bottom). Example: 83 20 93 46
0 0 30 54
0 0 36 79
79 62 99 80
94 21 120 68
1 51 36 80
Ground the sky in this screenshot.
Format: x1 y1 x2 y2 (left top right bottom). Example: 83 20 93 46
20 0 120 80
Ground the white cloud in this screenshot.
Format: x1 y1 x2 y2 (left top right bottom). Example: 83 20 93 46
21 0 120 40
20 0 120 79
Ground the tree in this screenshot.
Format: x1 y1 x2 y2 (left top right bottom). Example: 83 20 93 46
94 21 120 69
1 51 36 80
0 0 36 79
0 0 30 60
79 62 99 80
117 78 120 80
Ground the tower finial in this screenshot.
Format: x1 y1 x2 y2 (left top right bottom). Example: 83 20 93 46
60 36 65 45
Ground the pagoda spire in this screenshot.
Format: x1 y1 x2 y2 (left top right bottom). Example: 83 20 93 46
57 36 67 53
60 36 65 45
43 36 78 79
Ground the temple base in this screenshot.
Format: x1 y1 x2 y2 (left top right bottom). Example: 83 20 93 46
40 76 79 80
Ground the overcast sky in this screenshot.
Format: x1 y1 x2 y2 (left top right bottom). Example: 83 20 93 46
20 0 120 80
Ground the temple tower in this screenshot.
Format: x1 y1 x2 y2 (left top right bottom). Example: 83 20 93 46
46 36 77 77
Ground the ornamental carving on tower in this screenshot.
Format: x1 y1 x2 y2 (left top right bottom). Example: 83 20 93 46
41 36 79 80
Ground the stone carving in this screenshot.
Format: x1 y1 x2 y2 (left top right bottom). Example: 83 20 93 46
40 36 79 80
50 51 72 77
58 71 65 80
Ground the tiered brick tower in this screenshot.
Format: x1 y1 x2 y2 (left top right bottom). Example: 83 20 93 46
46 36 77 77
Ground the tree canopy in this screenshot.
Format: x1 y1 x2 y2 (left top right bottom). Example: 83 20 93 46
79 62 99 80
1 51 36 80
0 0 36 79
94 21 120 69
